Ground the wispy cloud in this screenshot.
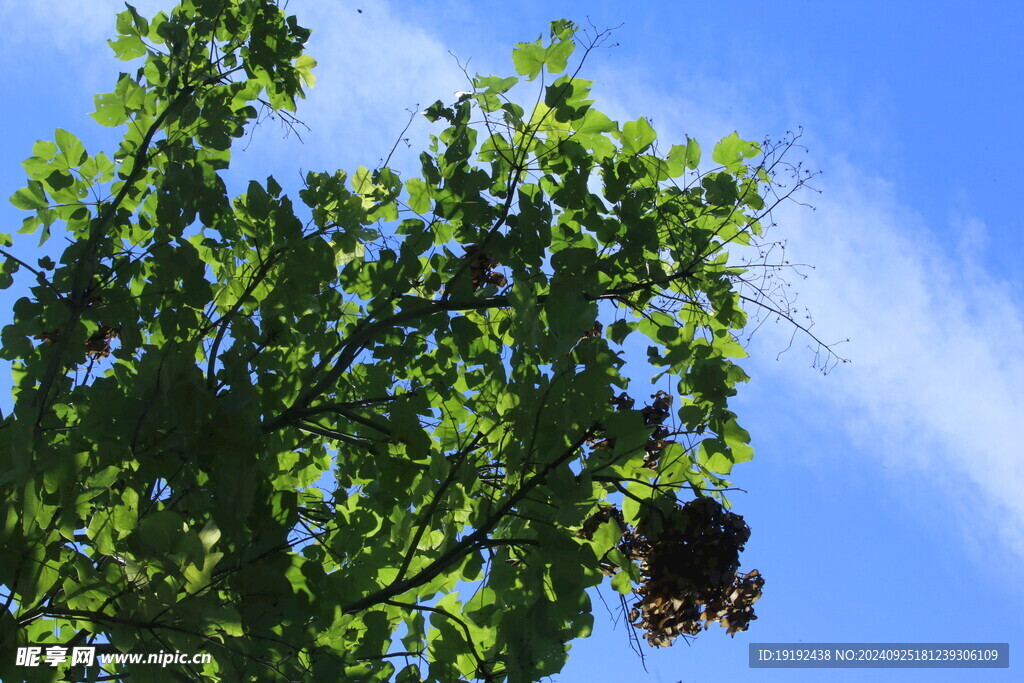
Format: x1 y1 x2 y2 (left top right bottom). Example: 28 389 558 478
0 1 178 112
749 161 1024 566
584 54 1024 575
0 1 465 181
237 1 468 180
0 0 118 51
0 0 168 62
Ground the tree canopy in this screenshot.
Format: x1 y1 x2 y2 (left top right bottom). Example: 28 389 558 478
0 2 823 681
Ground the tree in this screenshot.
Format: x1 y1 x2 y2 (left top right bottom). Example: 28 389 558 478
0 2 825 681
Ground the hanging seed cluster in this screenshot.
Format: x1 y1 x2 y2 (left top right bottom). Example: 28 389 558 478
591 390 678 469
639 390 674 469
33 325 119 361
575 504 628 576
34 329 62 344
623 497 763 645
84 325 119 360
461 244 507 290
578 390 763 645
576 504 626 540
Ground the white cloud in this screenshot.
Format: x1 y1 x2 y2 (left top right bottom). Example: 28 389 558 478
0 1 175 115
0 1 120 51
236 1 467 179
748 160 1024 562
0 0 169 57
0 1 465 180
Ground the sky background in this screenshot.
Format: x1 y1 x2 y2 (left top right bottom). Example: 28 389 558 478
1 1 1021 681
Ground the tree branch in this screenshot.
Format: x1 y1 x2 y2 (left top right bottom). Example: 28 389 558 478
204 247 286 388
395 432 485 583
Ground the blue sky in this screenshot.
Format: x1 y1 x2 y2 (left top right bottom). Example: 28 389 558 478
1 1 1021 681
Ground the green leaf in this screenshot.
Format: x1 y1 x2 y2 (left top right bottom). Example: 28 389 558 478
116 5 146 35
576 108 615 135
92 75 145 127
295 54 317 88
405 177 431 214
712 131 760 172
620 117 656 156
544 36 575 74
205 605 244 637
590 519 623 557
666 144 688 176
352 165 373 195
136 509 186 552
10 181 48 210
125 4 150 35
702 172 739 205
611 568 633 594
685 136 701 169
54 129 87 166
698 438 735 474
512 38 546 80
574 109 617 158
108 34 147 60
474 74 518 94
